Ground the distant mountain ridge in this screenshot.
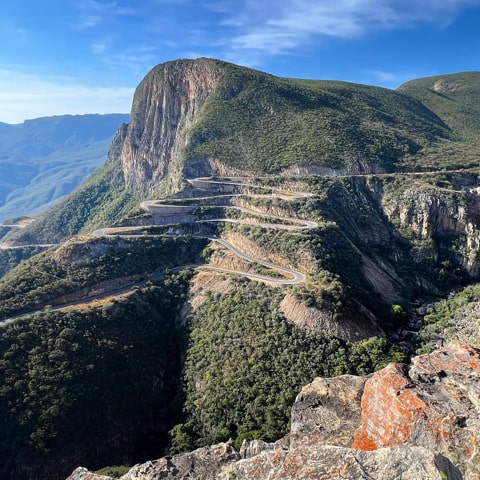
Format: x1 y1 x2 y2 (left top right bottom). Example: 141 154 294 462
0 113 129 221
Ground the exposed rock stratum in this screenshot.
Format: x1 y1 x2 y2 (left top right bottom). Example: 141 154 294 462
67 343 479 479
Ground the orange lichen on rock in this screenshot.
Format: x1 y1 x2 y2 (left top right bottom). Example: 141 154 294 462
351 344 480 478
352 363 426 450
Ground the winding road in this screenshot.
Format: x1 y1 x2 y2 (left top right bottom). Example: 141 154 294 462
0 177 316 325
93 177 317 286
3 168 476 324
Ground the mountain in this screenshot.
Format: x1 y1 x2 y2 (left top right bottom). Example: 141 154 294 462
1 58 480 480
0 114 129 221
399 71 480 145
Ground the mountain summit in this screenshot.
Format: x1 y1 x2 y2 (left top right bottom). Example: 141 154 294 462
110 58 454 196
8 59 480 243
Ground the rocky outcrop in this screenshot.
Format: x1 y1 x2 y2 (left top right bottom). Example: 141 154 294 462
107 59 222 196
279 293 383 341
67 344 480 480
68 443 240 480
290 374 366 449
353 344 480 478
380 173 480 276
226 445 460 479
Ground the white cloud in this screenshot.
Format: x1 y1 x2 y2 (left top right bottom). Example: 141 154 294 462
92 42 110 54
77 14 103 29
77 1 118 13
211 0 480 61
75 1 137 29
0 70 133 124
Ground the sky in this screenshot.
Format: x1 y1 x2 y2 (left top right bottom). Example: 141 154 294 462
1 0 480 123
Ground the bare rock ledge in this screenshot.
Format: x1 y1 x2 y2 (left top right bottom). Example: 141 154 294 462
67 344 480 480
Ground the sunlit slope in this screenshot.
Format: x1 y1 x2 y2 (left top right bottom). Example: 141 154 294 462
187 60 450 172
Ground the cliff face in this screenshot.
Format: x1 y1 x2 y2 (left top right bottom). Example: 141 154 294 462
67 344 479 480
107 59 221 196
379 173 480 276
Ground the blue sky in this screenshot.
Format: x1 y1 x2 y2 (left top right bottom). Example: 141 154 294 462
1 0 479 123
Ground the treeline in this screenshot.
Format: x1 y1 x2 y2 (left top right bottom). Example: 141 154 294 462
0 235 207 318
0 246 47 278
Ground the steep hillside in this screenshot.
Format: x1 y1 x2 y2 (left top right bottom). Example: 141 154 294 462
398 71 480 170
398 71 480 144
0 114 129 221
1 59 480 480
4 160 137 244
2 170 480 479
11 58 477 244
69 344 480 480
112 58 451 197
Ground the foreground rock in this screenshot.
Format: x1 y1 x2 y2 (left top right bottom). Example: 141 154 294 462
67 344 479 480
353 344 480 477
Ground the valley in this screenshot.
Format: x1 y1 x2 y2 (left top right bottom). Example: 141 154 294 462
0 114 129 222
1 58 480 479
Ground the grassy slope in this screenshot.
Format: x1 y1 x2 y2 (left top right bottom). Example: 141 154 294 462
398 71 480 169
187 61 450 173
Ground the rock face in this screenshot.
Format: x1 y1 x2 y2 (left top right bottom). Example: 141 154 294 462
353 344 480 477
380 172 480 276
227 445 459 479
279 293 385 341
108 59 221 196
67 344 480 480
68 443 240 480
290 375 366 449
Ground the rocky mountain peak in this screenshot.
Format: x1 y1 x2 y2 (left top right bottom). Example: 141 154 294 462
108 58 222 196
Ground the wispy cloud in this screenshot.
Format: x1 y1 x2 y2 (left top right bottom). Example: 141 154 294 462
0 70 133 124
206 0 480 63
78 15 102 29
75 1 136 29
92 41 110 55
91 41 160 74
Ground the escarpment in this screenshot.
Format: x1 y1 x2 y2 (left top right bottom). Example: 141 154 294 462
108 58 223 196
4 61 480 480
379 172 480 276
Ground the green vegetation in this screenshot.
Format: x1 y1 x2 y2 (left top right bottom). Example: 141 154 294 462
0 235 207 319
2 62 480 480
399 72 480 145
170 280 404 452
94 466 131 478
416 283 480 352
186 60 449 173
0 246 48 278
0 271 191 480
398 72 480 170
5 160 138 244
